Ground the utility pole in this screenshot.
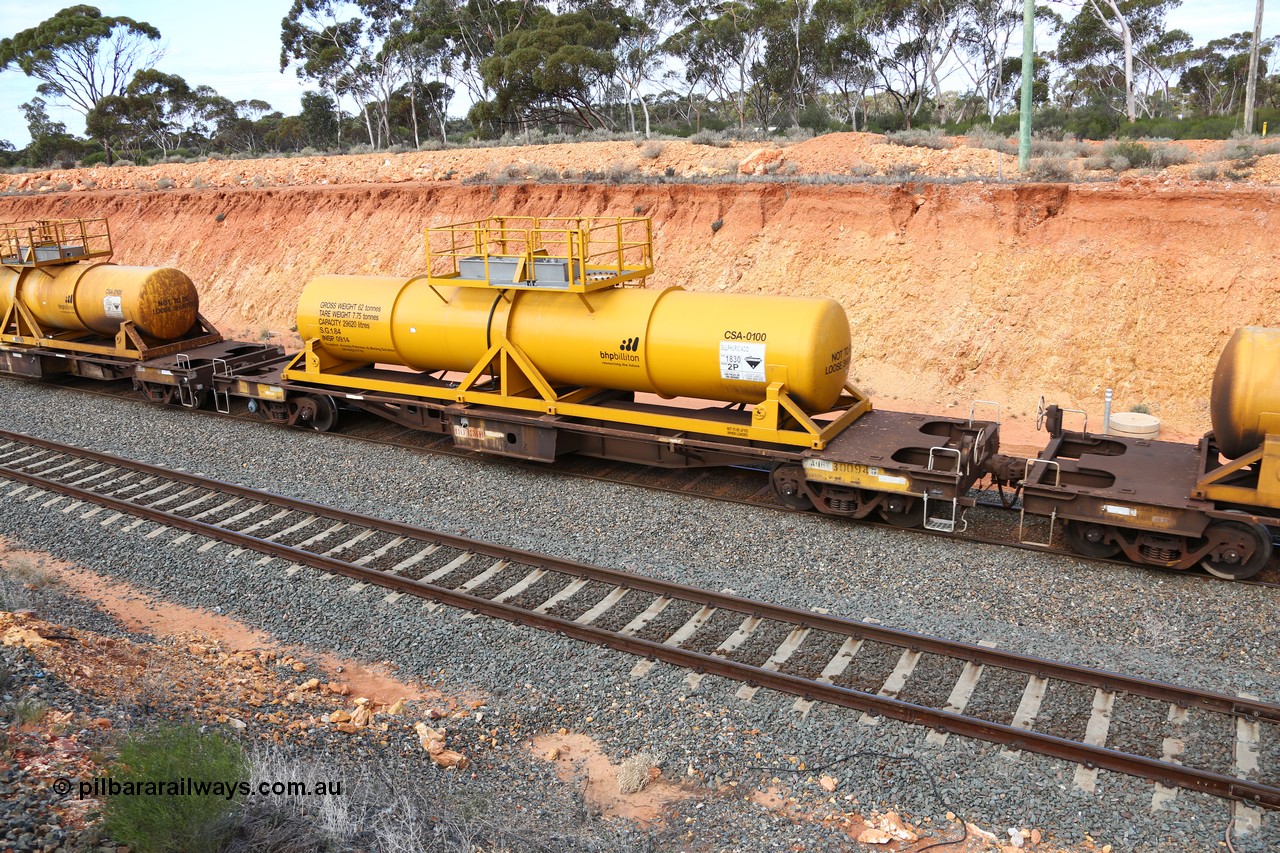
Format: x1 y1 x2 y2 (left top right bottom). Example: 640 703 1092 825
1244 0 1266 134
1018 0 1035 173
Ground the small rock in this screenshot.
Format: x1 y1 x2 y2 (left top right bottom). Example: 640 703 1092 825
299 678 320 691
1007 827 1024 848
329 710 352 723
188 644 208 656
1031 829 1043 844
386 699 406 715
544 748 560 760
291 662 307 673
855 828 892 845
227 718 246 732
818 775 838 793
967 823 998 843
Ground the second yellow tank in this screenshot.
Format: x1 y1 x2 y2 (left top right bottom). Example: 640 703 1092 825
296 275 853 412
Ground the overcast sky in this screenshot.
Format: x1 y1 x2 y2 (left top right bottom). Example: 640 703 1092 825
0 0 1272 148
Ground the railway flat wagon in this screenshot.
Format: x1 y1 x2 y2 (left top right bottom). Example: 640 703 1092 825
280 216 1003 531
1019 327 1280 579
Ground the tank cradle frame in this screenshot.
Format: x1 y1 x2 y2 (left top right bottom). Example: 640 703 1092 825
0 297 224 362
282 333 872 450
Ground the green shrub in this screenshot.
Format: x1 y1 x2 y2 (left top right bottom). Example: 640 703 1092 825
101 724 246 853
688 129 731 148
1028 157 1073 182
80 151 108 167
1148 143 1192 169
885 128 953 149
1193 163 1221 181
964 126 1016 155
1029 137 1089 158
1102 141 1151 170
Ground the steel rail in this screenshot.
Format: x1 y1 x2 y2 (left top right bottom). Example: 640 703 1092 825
1 426 1275 724
1 429 1278 809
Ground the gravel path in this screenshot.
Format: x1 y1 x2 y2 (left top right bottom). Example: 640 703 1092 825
1 381 1278 850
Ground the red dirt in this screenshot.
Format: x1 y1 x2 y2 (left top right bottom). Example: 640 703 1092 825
1 538 429 706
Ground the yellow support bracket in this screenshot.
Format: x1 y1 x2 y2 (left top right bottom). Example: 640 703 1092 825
286 339 364 376
283 340 869 449
1195 433 1280 510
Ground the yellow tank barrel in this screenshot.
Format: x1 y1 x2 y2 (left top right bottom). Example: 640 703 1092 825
296 275 852 412
1210 326 1280 458
0 262 199 341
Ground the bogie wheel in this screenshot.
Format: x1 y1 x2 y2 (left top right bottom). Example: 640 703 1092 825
291 395 340 432
1064 520 1121 559
770 464 814 512
1200 520 1273 580
879 494 924 529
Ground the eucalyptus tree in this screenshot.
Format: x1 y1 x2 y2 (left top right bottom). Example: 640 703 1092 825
282 0 415 147
1056 0 1187 121
1179 32 1278 116
474 3 628 132
955 0 1059 121
0 5 163 160
811 0 878 129
612 0 679 136
667 0 768 129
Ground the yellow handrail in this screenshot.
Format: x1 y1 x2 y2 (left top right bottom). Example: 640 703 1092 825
0 217 113 267
424 216 653 292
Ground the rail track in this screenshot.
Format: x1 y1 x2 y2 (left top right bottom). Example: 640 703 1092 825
0 426 1276 820
26 376 1280 590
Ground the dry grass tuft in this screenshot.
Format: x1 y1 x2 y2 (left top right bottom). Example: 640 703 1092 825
617 751 660 794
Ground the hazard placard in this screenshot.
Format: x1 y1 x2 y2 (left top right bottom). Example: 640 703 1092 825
720 341 766 382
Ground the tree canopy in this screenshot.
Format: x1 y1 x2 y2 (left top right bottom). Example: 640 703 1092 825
2 0 1280 169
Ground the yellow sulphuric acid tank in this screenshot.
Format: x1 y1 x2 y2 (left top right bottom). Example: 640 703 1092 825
1210 326 1280 458
296 275 853 412
0 262 199 341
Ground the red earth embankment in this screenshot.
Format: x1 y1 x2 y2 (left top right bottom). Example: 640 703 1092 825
4 179 1278 437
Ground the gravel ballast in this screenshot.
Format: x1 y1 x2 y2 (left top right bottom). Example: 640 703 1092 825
1 381 1278 850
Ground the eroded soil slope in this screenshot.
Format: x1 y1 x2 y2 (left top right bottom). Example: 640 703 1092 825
3 179 1277 434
